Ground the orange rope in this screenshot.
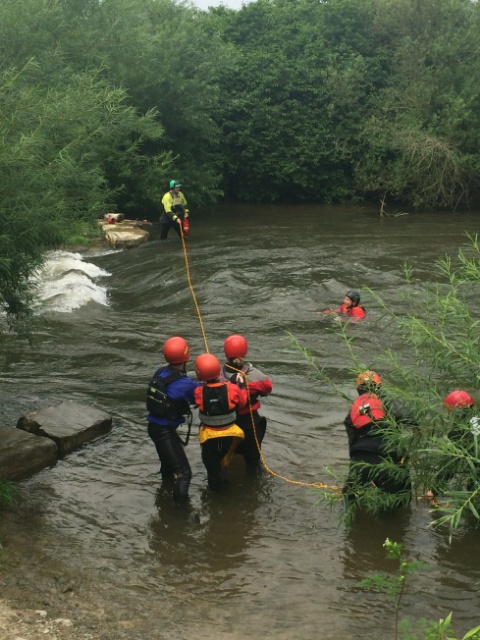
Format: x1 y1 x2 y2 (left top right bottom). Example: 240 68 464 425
234 366 341 492
179 223 209 353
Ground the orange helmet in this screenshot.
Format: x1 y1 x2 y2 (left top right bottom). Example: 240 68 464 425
443 390 475 412
195 353 221 381
356 370 382 389
163 337 190 364
224 334 248 359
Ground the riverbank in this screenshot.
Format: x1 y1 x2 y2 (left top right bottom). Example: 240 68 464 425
0 599 74 640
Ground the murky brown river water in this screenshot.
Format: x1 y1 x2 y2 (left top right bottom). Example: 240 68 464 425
1 204 479 639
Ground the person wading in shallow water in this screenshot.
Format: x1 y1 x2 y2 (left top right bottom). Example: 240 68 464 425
343 370 411 504
221 334 272 467
146 336 200 502
194 353 248 489
323 290 366 321
160 180 190 241
426 390 480 497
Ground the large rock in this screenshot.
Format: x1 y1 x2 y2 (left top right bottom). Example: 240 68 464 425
98 218 152 249
16 400 112 456
0 429 58 481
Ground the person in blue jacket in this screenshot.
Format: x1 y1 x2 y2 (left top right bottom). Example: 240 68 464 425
146 336 200 501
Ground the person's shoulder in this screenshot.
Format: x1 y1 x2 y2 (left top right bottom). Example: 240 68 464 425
351 306 366 317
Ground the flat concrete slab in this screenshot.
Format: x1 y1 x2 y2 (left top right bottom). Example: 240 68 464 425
16 400 113 456
0 429 58 481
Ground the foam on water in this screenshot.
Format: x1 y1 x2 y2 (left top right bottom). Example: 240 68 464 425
33 251 111 313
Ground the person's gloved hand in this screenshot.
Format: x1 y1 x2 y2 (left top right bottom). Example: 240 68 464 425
230 372 246 388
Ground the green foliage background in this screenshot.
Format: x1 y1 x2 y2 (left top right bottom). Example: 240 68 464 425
2 0 480 321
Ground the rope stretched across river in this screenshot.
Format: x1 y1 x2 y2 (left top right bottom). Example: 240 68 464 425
178 224 340 492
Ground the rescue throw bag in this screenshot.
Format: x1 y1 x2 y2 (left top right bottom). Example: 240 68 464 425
146 368 189 420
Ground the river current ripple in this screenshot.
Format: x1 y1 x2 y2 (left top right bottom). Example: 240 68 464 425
1 204 479 639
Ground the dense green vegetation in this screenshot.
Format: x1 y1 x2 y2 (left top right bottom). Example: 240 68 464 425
1 0 480 322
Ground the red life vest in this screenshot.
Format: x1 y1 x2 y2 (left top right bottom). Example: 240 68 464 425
350 393 385 429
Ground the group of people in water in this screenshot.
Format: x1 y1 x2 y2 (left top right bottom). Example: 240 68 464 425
154 182 476 506
147 286 477 506
146 334 272 501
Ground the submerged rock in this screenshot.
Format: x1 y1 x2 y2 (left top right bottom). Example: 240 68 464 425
98 217 152 249
16 400 113 456
0 429 57 481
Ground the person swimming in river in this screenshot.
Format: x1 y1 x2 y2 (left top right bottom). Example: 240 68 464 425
323 290 366 321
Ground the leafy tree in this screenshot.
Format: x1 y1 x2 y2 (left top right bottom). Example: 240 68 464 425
353 0 480 209
0 56 164 325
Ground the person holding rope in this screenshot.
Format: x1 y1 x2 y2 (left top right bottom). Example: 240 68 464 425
146 336 200 502
221 334 273 467
194 353 248 489
160 180 190 241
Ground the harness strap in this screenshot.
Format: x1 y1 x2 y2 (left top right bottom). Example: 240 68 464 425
198 411 236 427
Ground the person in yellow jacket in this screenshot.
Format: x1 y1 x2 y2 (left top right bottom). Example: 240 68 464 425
160 180 190 240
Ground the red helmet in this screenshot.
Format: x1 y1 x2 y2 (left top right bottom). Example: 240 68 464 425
356 370 382 389
195 353 221 381
224 334 248 359
163 337 190 364
443 390 475 411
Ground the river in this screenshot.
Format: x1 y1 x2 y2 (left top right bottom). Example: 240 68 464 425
0 203 479 639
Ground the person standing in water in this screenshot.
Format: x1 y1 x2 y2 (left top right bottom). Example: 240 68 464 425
194 353 248 489
221 334 273 467
160 180 190 240
146 336 200 501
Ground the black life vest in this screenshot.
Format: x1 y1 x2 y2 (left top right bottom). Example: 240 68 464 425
146 367 190 420
198 382 236 427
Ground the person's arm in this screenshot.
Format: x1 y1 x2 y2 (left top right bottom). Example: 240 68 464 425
180 192 189 216
230 383 248 410
247 378 273 397
169 377 201 404
324 303 347 314
323 307 342 314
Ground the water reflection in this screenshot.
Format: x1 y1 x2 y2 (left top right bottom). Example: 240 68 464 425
148 461 268 594
343 507 411 580
3 205 480 638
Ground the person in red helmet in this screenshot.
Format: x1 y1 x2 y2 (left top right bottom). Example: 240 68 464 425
427 390 479 497
146 336 201 501
194 353 248 489
343 370 411 504
443 389 479 447
323 290 366 321
221 334 273 466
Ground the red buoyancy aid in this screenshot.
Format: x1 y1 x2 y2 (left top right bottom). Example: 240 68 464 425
350 393 385 429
